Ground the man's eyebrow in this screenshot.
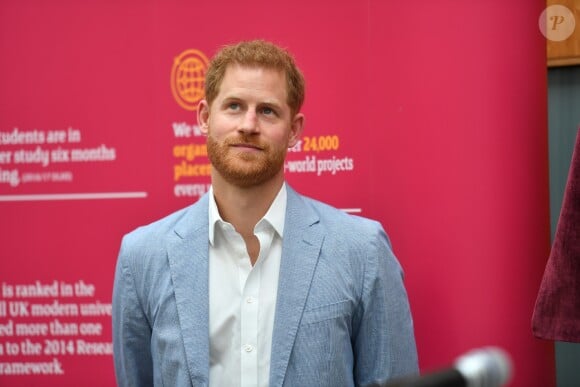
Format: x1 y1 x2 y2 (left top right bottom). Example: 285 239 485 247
259 100 283 108
220 95 284 107
221 95 242 102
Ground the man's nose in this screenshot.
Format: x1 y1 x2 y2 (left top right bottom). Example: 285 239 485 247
238 110 259 134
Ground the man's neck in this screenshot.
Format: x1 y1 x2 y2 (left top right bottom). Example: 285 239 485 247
211 173 284 238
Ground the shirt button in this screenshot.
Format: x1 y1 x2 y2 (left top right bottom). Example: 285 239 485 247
243 344 254 352
246 297 255 304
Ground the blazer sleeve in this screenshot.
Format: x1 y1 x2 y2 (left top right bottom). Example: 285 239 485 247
352 224 418 386
112 236 154 387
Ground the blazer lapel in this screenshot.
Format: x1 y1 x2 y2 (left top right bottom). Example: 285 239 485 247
167 194 210 386
269 187 324 387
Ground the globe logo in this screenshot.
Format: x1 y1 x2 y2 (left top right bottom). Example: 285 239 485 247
171 49 209 111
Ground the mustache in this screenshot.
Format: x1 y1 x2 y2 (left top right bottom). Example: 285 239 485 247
224 134 266 149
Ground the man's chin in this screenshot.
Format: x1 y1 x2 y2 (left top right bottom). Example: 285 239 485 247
223 174 270 188
219 166 282 188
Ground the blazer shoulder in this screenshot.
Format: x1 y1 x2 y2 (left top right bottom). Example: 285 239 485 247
296 193 383 234
123 206 190 245
124 194 208 244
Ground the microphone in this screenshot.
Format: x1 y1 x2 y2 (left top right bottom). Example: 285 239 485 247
384 347 512 387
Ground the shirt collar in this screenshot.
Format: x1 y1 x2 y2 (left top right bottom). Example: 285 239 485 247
208 183 287 246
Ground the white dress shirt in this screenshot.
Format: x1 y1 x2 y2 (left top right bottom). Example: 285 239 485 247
208 184 286 387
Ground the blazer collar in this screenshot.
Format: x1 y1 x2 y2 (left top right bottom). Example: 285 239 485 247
269 186 324 387
167 194 211 386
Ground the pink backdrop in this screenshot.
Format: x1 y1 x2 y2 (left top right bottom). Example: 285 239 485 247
0 1 554 386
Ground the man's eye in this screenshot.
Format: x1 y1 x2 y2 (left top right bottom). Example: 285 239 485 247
228 103 240 110
262 107 275 115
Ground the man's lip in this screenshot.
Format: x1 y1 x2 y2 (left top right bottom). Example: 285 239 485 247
230 143 263 150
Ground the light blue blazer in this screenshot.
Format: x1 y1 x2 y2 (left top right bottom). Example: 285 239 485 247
112 186 418 386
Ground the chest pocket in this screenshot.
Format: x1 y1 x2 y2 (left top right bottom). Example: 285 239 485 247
301 299 352 325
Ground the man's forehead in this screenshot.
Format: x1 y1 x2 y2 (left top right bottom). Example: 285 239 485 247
215 64 288 100
222 63 286 79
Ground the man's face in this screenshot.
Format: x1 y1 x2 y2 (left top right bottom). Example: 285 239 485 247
198 64 303 188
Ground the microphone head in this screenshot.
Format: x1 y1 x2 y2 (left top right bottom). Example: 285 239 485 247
454 347 512 387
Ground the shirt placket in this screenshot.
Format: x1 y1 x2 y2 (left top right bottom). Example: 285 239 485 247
240 259 258 387
240 223 274 387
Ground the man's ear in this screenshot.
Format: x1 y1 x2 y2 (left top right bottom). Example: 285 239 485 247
198 100 210 135
288 113 304 148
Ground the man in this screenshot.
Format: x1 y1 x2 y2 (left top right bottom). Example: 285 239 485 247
112 40 418 387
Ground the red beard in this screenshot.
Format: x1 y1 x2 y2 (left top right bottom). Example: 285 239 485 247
206 133 286 188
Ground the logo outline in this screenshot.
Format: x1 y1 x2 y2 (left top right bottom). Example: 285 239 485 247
171 49 209 111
